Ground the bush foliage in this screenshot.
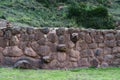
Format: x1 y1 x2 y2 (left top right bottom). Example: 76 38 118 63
68 3 115 29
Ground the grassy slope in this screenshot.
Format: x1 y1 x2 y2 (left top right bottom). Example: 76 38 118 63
0 68 120 80
0 0 74 27
0 0 119 27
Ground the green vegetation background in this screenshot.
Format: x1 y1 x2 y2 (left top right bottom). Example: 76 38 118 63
0 0 120 29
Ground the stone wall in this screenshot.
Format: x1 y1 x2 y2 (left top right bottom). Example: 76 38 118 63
0 27 120 69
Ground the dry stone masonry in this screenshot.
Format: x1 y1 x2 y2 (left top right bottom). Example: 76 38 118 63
0 26 120 69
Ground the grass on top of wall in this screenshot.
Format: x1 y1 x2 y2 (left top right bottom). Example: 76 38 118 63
0 67 120 80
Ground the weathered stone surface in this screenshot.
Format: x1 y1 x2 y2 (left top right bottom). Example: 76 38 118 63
69 49 80 58
79 58 90 67
29 34 35 41
100 62 109 68
112 59 120 66
31 41 39 51
57 44 67 52
117 40 120 46
34 29 44 40
38 45 50 56
57 52 66 62
98 43 105 48
71 62 78 67
104 55 113 62
79 32 86 40
70 33 79 44
27 27 34 34
78 41 88 50
0 29 3 37
67 41 75 49
0 37 7 48
49 59 58 69
2 57 15 67
40 27 49 34
104 40 116 47
42 56 53 63
88 43 97 49
104 47 112 54
58 36 66 44
37 38 46 45
0 47 4 65
94 35 104 43
3 46 23 57
105 33 115 40
115 53 120 58
12 27 21 35
24 47 38 57
113 47 119 54
18 42 27 50
85 34 92 43
47 43 57 52
1 27 120 69
20 33 29 41
56 28 65 36
90 58 99 68
70 57 78 62
81 49 94 57
94 48 103 56
47 33 57 43
13 57 39 69
9 36 19 46
116 32 120 40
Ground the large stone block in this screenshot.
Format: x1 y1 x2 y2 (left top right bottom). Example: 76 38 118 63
117 40 120 46
88 43 97 49
67 41 75 49
94 48 103 56
38 45 51 56
104 55 113 63
0 29 4 37
40 27 49 34
24 47 38 58
80 49 94 58
27 27 34 34
98 43 105 48
94 35 104 43
69 49 80 58
37 38 46 45
34 29 44 41
20 33 29 41
57 52 67 62
105 33 115 40
56 28 65 36
90 58 99 68
78 41 88 50
104 47 112 54
114 53 120 58
79 58 90 67
0 37 7 48
85 34 92 43
31 41 39 51
104 40 116 48
58 36 66 44
100 62 109 68
3 46 23 57
47 33 58 43
9 36 19 46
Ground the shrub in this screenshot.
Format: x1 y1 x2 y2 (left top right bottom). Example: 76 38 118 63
67 3 115 29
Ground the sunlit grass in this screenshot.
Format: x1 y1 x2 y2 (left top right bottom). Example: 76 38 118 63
0 68 120 80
